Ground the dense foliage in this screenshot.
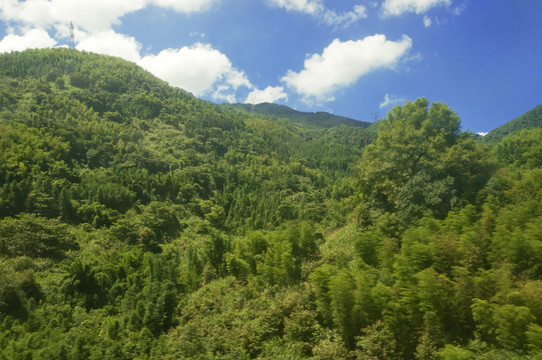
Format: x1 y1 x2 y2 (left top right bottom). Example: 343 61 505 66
0 49 541 359
484 104 542 143
222 102 371 129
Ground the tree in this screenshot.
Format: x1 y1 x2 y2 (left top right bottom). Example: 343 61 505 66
0 213 76 258
329 268 357 347
357 98 492 224
356 321 397 360
472 299 535 351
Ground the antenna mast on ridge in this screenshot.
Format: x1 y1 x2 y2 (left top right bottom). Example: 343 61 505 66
65 22 76 74
69 22 75 50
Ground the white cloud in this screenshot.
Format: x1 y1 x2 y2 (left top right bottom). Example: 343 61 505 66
0 0 146 33
381 0 451 17
282 34 412 103
138 43 251 101
269 0 367 27
423 15 432 27
0 0 306 107
451 2 467 15
269 0 323 15
151 0 219 14
379 93 406 109
73 37 253 103
477 132 488 137
189 32 206 38
324 5 367 27
0 0 219 35
0 0 271 104
245 86 288 104
212 85 237 103
0 28 57 53
76 30 142 63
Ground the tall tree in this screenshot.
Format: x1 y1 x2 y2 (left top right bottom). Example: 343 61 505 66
357 98 492 224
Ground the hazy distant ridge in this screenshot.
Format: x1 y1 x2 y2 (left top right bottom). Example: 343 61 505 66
223 102 371 128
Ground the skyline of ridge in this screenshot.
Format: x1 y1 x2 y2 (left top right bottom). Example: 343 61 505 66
1 0 541 133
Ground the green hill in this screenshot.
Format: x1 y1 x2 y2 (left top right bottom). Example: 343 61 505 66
222 102 371 128
484 104 542 142
0 48 372 227
1 49 542 359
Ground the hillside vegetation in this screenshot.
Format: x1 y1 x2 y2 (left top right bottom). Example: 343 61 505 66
484 104 542 142
1 49 542 359
222 102 371 129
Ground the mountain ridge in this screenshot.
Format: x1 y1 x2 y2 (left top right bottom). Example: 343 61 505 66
221 102 371 128
484 104 542 142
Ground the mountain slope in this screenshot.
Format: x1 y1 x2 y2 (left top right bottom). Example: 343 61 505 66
484 104 542 142
2 49 542 360
0 48 372 228
223 102 371 128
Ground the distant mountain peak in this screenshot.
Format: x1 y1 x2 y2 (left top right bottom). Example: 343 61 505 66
222 102 370 129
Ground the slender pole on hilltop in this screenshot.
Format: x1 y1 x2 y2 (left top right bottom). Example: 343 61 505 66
65 22 76 74
69 22 75 50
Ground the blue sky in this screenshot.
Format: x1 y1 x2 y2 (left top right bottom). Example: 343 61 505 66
1 0 541 133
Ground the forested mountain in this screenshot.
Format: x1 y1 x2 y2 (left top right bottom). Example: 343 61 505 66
222 102 371 129
484 104 542 142
1 49 542 359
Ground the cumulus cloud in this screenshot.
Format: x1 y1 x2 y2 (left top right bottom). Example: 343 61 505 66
282 34 412 103
0 0 219 36
269 0 367 27
77 30 142 62
379 93 406 109
245 86 288 104
382 0 451 17
73 37 253 103
0 0 289 105
0 0 254 103
0 0 145 33
212 85 238 103
138 43 251 101
0 28 56 53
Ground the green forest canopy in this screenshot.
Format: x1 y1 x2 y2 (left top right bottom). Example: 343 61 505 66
0 48 542 359
483 104 542 143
